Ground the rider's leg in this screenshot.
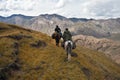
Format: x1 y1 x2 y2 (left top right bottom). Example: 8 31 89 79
56 38 59 46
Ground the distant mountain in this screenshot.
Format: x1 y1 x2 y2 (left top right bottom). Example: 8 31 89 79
40 14 67 20
7 14 34 19
73 35 120 64
71 18 120 38
69 18 94 22
0 14 34 21
0 14 34 26
0 16 5 19
0 22 120 80
0 14 120 39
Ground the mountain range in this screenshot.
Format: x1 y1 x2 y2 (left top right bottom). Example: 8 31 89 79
0 14 120 39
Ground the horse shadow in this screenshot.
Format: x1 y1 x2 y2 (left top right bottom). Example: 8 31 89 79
71 52 78 57
64 52 78 62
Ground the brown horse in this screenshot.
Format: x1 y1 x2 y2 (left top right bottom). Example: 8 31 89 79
52 32 61 46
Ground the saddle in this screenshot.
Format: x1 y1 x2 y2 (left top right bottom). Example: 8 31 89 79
61 40 76 49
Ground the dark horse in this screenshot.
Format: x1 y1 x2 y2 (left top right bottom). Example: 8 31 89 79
52 32 61 46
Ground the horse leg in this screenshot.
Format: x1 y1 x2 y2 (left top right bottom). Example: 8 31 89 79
57 38 60 46
55 38 59 46
68 53 71 61
67 47 71 61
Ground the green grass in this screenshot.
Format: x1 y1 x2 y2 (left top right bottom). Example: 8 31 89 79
0 22 120 80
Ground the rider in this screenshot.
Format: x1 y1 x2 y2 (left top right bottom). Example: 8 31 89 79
54 31 60 46
54 25 62 46
62 28 72 42
55 25 62 37
55 25 61 33
61 28 72 48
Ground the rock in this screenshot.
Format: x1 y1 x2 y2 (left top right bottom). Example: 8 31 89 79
30 40 47 48
13 42 19 49
71 52 78 57
0 27 7 30
8 62 20 71
0 69 7 80
12 42 19 56
81 67 91 80
0 53 3 57
7 35 23 40
7 34 32 40
12 49 19 56
104 74 120 80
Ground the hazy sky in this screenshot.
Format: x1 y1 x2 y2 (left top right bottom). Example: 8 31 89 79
0 0 120 19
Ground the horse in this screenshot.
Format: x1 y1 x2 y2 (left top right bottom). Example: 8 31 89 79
64 40 73 61
52 32 61 46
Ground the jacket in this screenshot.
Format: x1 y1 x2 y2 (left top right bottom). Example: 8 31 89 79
55 27 61 33
62 30 72 41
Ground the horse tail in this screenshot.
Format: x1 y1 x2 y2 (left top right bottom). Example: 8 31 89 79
67 42 72 55
67 42 72 61
68 42 71 49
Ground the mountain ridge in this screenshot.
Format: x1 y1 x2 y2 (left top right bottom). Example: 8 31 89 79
0 14 120 38
73 35 120 64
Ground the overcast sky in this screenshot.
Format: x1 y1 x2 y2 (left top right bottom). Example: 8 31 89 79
0 0 120 19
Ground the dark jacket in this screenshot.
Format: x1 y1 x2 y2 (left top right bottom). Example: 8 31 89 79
62 30 72 41
55 27 61 33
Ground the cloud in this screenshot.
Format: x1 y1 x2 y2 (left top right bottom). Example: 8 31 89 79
51 0 120 19
81 0 120 18
0 0 120 18
0 0 34 12
55 0 66 9
0 0 51 16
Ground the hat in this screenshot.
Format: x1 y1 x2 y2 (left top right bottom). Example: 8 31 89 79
65 28 68 31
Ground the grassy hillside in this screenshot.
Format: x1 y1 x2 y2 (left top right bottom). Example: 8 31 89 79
0 22 120 80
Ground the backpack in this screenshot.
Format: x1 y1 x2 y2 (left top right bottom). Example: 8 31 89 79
51 33 55 39
61 42 64 48
72 42 76 49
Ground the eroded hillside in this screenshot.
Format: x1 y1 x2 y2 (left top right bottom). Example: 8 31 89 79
73 35 120 64
0 22 120 80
